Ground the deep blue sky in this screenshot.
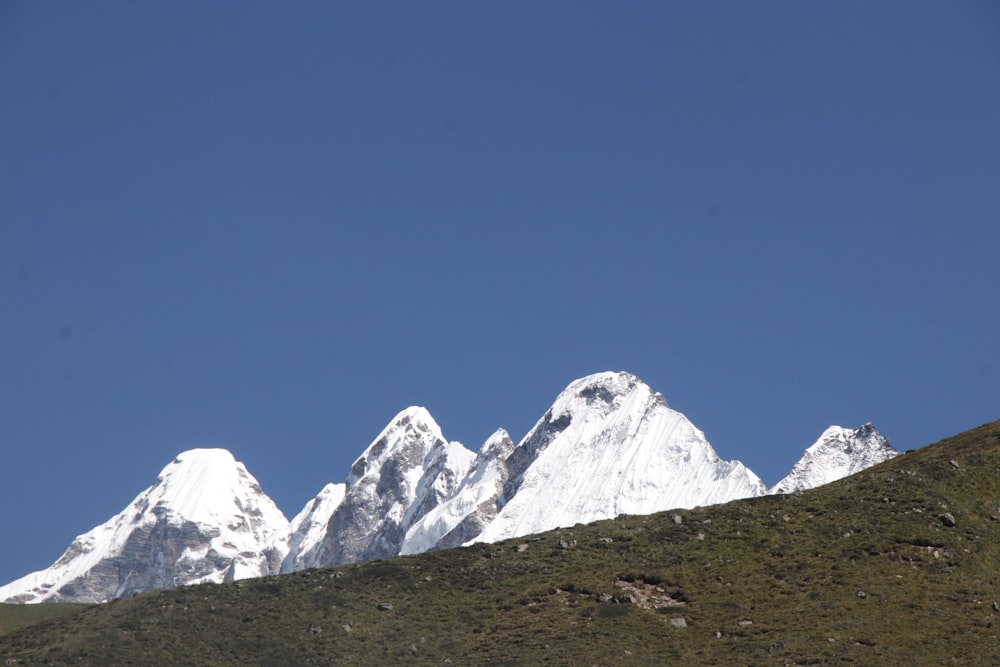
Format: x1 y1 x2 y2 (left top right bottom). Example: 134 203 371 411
2 2 999 586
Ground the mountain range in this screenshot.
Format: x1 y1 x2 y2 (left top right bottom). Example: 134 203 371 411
0 371 898 604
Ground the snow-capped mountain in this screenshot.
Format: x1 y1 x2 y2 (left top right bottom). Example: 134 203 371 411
0 449 289 604
2 371 901 604
470 371 767 544
280 482 347 573
400 428 516 554
770 423 898 494
281 407 476 570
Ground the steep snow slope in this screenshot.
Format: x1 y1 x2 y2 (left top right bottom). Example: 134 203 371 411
770 423 898 494
401 428 516 554
0 449 288 604
282 407 476 569
280 483 347 573
471 372 767 544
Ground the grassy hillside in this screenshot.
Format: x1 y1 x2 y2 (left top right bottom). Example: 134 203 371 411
2 419 999 665
0 603 85 638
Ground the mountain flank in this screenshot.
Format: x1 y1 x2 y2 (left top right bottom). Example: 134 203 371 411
2 418 997 665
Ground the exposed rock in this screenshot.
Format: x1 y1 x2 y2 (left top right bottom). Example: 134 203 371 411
670 617 687 628
377 602 393 611
938 513 956 527
291 408 476 569
307 624 322 635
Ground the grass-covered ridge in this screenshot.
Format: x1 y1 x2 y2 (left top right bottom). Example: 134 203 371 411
2 419 999 665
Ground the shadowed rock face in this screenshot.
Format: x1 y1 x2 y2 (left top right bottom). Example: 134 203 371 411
57 519 218 602
430 431 517 550
431 500 499 551
36 514 281 603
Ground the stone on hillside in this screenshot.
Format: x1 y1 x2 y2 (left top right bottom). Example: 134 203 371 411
938 513 956 527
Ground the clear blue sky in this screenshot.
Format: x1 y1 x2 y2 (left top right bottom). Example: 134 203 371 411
2 1 999 586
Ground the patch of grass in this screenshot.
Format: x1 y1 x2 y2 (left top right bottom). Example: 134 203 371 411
0 603 86 637
2 419 1000 665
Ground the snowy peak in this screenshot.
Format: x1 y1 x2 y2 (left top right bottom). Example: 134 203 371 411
282 407 476 568
401 428 516 554
0 449 288 604
502 372 658 497
770 423 898 494
474 372 767 544
551 371 650 417
347 406 445 485
143 449 281 526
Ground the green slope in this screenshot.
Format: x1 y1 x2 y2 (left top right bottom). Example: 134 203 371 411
0 603 86 638
2 419 999 666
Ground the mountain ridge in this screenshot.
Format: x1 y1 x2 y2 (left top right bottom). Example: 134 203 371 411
1 371 898 604
3 418 996 664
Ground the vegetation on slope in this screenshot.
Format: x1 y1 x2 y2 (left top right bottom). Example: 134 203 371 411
2 419 999 665
0 604 85 639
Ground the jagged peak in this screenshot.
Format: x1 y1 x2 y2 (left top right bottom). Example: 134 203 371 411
347 406 448 484
374 406 444 442
810 423 892 452
480 428 515 456
770 422 898 494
